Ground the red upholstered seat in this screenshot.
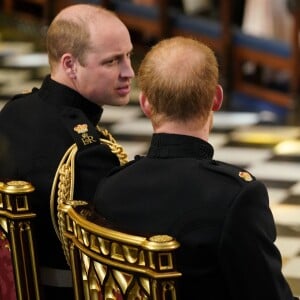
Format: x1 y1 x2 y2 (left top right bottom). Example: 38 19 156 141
0 230 17 300
0 180 41 300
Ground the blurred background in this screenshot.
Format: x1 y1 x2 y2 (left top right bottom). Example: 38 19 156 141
1 0 300 124
0 0 300 296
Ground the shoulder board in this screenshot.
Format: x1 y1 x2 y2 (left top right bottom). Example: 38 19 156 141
106 155 145 176
106 159 137 176
201 159 256 184
60 107 101 149
11 87 39 101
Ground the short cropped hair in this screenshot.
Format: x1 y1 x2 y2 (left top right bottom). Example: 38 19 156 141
137 36 219 124
47 18 90 70
46 5 115 70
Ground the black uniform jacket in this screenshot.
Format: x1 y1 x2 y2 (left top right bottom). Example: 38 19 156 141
0 75 119 270
93 133 296 300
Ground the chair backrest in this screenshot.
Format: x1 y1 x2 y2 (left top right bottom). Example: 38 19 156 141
169 0 233 88
230 4 300 123
0 180 41 300
102 0 169 40
60 203 181 300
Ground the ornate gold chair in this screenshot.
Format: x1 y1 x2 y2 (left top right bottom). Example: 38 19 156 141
60 204 181 300
0 180 41 300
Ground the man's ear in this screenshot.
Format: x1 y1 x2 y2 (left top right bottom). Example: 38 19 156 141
61 53 77 79
139 91 152 118
212 84 223 111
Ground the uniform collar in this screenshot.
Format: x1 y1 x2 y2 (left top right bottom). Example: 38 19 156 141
38 75 103 125
147 133 214 159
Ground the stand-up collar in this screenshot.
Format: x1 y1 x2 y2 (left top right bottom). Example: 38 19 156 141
38 75 103 125
147 133 214 159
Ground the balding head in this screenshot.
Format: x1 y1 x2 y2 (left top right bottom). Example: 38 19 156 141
53 3 116 24
46 4 124 71
138 36 219 125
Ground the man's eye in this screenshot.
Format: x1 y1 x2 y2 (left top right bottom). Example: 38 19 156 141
106 58 118 65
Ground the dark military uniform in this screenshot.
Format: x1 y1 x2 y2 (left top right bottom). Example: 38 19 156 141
0 75 120 299
93 133 297 300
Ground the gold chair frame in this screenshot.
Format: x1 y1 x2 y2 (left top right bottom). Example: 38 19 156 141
0 180 41 300
62 204 181 299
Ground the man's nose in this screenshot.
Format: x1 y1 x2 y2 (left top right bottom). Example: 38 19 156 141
121 60 135 79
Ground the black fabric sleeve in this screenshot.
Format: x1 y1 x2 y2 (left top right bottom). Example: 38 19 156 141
220 180 295 300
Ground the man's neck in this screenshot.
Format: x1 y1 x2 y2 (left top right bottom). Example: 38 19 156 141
154 120 210 141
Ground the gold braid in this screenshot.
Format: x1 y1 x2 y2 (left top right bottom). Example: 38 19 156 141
97 126 128 165
50 127 128 265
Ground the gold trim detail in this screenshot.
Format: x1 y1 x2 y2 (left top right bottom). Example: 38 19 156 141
0 181 41 299
97 126 128 166
238 171 253 182
63 204 181 299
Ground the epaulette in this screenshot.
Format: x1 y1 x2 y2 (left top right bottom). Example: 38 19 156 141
60 107 101 150
107 157 142 176
11 87 39 101
202 159 256 184
60 107 128 165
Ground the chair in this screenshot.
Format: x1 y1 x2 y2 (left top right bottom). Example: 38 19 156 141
230 2 300 124
0 180 41 300
102 0 169 42
60 204 181 299
2 0 52 24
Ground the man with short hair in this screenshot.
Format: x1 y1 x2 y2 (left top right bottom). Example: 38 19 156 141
0 4 134 298
93 36 298 300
